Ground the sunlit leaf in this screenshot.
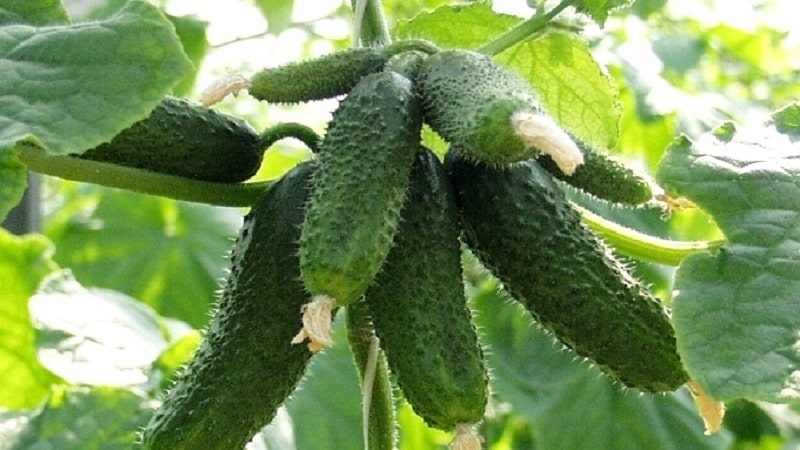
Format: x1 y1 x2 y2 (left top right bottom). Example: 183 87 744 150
0 230 60 409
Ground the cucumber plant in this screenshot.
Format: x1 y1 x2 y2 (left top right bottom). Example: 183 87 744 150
10 0 777 449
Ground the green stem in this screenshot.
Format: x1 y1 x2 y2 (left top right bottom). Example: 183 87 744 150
16 145 270 207
572 202 725 266
352 0 391 47
346 302 396 450
259 122 321 154
476 0 571 56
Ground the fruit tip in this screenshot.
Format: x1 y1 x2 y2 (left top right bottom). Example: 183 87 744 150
291 295 335 352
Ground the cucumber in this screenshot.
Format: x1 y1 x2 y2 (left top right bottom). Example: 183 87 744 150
417 49 582 173
365 148 488 431
297 68 422 349
77 96 262 183
249 40 438 104
445 149 687 392
141 162 317 450
537 137 652 205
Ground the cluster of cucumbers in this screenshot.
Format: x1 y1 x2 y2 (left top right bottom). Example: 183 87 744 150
80 40 687 449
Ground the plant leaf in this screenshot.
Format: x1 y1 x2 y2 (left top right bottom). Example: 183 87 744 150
254 0 294 34
569 0 633 26
0 149 27 222
394 2 516 50
0 0 192 155
657 104 800 402
496 31 620 149
467 261 733 449
0 0 69 26
0 229 61 409
43 185 241 329
29 270 169 388
0 385 152 450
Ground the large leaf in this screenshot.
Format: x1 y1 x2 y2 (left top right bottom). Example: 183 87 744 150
569 0 633 26
0 0 192 155
0 385 152 450
394 3 620 148
0 230 60 409
29 270 169 389
657 104 800 402
0 0 68 26
44 185 241 328
0 149 26 222
467 261 732 449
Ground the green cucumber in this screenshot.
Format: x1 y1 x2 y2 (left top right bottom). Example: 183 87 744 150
77 96 262 183
537 137 652 205
445 149 687 392
417 49 582 172
298 69 422 320
141 162 317 450
365 148 488 432
249 40 438 104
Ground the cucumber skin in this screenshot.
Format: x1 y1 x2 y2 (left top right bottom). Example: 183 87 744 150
249 48 389 103
417 50 540 164
445 150 688 392
77 96 262 183
300 70 422 306
365 148 488 431
141 162 315 450
537 139 652 205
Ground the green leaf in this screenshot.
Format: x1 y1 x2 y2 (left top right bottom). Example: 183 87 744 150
0 0 192 155
254 0 294 34
0 385 152 449
657 114 800 402
44 185 240 328
168 14 209 96
467 262 733 450
0 0 68 26
284 317 363 450
569 0 633 26
393 2 517 50
0 229 61 410
496 31 621 149
29 270 169 388
0 149 27 222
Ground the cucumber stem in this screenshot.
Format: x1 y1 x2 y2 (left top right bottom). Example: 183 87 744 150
16 144 270 207
477 0 571 56
572 202 725 266
346 302 396 450
259 122 322 154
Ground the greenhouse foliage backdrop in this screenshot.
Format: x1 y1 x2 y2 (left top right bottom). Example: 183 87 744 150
1 0 800 448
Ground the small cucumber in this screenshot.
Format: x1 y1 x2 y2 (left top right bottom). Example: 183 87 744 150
417 49 582 173
298 69 422 321
365 148 488 432
445 149 687 392
141 162 317 450
537 137 652 205
249 40 438 104
77 96 262 183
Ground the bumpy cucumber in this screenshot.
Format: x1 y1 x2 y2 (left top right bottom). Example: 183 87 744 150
141 162 316 450
365 148 488 431
537 137 652 205
445 150 687 392
249 48 389 103
77 96 262 183
417 50 581 172
299 69 422 309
